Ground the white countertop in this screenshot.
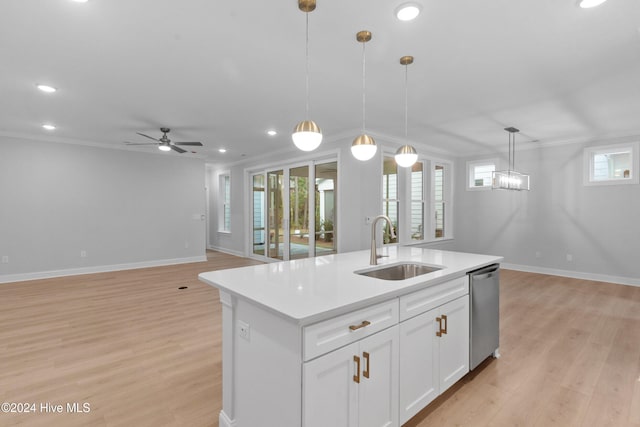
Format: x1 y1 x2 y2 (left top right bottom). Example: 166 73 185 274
198 247 502 325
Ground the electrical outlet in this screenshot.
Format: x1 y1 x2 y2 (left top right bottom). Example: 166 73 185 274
80 250 87 258
1 256 8 264
535 251 541 259
566 253 573 262
365 216 373 225
184 241 190 249
238 321 250 341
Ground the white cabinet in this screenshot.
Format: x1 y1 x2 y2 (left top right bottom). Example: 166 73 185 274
398 309 439 424
438 296 470 392
399 295 469 424
303 325 399 427
214 274 473 427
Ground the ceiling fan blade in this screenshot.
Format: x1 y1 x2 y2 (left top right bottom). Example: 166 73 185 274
174 142 203 146
171 145 187 153
136 132 160 142
124 141 157 146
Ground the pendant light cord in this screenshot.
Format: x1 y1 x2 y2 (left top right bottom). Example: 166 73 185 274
362 41 366 132
508 132 512 173
404 64 409 140
305 12 310 120
512 132 516 171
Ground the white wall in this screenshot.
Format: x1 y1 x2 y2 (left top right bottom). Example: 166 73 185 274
453 139 640 285
0 137 207 282
207 138 457 257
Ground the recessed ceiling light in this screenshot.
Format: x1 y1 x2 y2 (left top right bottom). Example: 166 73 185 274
219 148 227 153
395 3 421 21
267 130 277 136
71 0 89 3
42 124 56 130
36 84 57 93
578 0 608 8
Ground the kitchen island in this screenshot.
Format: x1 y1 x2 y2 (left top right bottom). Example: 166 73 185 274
199 246 502 427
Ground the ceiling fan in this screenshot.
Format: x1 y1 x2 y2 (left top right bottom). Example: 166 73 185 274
124 127 203 153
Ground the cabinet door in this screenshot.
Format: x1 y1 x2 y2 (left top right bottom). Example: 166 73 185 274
438 295 469 393
399 309 439 425
358 326 399 427
303 342 358 427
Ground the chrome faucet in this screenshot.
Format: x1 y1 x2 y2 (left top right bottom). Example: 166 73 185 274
370 215 396 265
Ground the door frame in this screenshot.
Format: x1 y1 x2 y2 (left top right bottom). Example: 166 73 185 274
246 156 338 263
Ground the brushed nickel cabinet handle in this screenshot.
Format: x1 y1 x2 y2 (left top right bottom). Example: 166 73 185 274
353 355 361 383
363 352 370 379
349 320 371 331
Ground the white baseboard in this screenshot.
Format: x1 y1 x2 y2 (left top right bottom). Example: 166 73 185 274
502 263 640 287
0 255 207 284
208 245 245 258
219 410 236 427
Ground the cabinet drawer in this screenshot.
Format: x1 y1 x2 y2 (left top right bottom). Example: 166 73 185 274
399 276 468 322
303 299 399 361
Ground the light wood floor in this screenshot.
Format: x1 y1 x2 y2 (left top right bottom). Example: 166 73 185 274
0 253 638 426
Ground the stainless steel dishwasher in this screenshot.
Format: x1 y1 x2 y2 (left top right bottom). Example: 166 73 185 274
468 264 500 370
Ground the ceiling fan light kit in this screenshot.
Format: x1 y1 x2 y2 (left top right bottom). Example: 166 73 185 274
292 0 323 152
124 127 203 154
351 30 377 162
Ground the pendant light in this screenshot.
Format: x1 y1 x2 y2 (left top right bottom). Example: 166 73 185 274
492 127 530 191
351 30 377 162
292 0 323 152
395 56 418 168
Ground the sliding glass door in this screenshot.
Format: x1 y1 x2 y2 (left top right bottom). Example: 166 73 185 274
251 160 337 261
289 166 310 260
315 162 337 256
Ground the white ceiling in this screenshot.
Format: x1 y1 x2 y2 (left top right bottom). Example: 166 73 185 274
2 0 640 163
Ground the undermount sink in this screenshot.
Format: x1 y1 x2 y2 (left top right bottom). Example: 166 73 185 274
355 262 443 281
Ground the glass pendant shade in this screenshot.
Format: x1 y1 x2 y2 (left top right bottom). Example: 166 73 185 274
492 170 530 191
158 144 171 152
351 134 377 161
292 120 323 151
395 144 418 167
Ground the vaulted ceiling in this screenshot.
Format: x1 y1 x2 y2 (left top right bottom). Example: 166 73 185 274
2 0 639 163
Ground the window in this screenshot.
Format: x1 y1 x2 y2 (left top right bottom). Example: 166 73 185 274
584 143 639 186
382 156 399 243
410 162 424 241
467 159 497 190
219 173 231 232
434 165 445 238
382 156 454 244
